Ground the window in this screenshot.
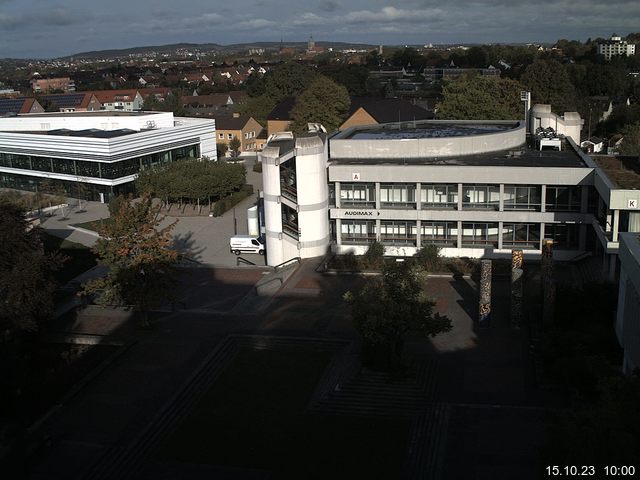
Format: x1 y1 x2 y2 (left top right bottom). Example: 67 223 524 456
227 133 233 140
461 222 499 247
340 183 375 208
31 156 52 172
281 204 299 239
462 185 500 209
219 133 224 139
380 221 417 246
52 158 76 175
545 223 579 249
421 184 458 209
421 222 457 246
380 183 416 208
502 223 540 249
75 160 101 178
341 220 376 244
503 185 541 211
546 186 581 212
280 159 297 202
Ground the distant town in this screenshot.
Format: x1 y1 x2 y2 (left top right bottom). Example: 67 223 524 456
1 30 640 479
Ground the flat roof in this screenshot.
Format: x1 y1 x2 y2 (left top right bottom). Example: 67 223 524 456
18 111 159 118
593 155 640 189
345 122 517 140
330 139 588 168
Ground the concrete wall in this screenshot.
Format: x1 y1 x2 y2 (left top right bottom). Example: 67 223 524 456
0 111 175 131
530 104 583 143
617 232 640 375
331 120 525 159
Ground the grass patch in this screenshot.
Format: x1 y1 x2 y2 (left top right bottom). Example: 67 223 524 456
41 232 97 284
156 346 410 479
71 217 113 233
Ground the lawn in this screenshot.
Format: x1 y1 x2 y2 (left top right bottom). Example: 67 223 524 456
71 217 113 233
41 232 98 285
155 346 410 479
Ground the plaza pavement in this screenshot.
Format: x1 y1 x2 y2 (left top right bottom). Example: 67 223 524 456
37 164 265 268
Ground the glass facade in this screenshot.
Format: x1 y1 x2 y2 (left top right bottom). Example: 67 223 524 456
0 145 199 181
380 183 416 209
341 220 376 244
503 223 540 249
546 186 581 212
421 184 458 209
281 204 299 240
461 222 499 247
503 185 541 211
380 220 417 246
545 223 579 249
280 158 297 202
462 185 500 210
421 221 457 246
340 183 375 208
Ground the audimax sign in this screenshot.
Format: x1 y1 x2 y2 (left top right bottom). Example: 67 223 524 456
344 210 380 216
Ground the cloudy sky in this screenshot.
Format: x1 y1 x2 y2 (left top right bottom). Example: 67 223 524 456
1 0 638 58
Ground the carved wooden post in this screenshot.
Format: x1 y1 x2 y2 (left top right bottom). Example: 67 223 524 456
479 259 492 327
541 239 555 324
511 249 524 329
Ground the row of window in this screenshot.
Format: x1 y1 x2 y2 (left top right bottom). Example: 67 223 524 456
0 145 199 180
339 220 579 249
335 183 584 212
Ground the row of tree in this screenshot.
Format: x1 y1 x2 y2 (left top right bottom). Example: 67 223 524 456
136 159 246 208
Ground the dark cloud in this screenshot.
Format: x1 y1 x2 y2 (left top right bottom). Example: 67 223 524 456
319 0 339 12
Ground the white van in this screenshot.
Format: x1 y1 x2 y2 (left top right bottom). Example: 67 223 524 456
229 235 265 255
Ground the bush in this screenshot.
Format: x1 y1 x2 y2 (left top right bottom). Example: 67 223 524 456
362 241 385 269
212 186 253 217
415 244 441 271
252 161 263 173
108 195 126 216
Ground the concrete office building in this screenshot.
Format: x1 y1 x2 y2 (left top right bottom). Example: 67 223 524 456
598 34 636 61
260 105 640 277
0 111 216 201
616 233 640 375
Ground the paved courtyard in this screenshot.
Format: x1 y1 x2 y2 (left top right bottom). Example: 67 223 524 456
24 257 559 479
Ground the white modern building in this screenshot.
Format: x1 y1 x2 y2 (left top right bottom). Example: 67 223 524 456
0 111 216 201
616 232 640 375
260 106 640 279
598 35 636 61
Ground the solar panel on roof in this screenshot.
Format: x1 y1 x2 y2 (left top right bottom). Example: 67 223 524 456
43 93 85 109
0 98 27 115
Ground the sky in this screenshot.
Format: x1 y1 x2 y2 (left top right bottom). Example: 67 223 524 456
0 0 639 58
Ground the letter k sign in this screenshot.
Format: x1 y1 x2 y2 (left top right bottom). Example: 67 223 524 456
629 199 638 209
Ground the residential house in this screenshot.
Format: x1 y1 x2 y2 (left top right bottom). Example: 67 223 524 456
339 97 434 131
214 113 264 154
266 96 296 136
0 97 45 116
91 89 144 111
30 77 76 93
40 92 101 112
181 92 246 117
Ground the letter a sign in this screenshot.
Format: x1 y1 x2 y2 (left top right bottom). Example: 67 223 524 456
352 172 360 181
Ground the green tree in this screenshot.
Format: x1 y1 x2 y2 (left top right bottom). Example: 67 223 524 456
238 95 277 124
83 194 179 326
216 142 229 159
436 75 525 120
0 201 62 335
619 123 640 157
290 76 351 133
229 136 242 158
520 59 577 112
344 262 451 370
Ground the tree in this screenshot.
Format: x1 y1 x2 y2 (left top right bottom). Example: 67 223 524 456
619 123 640 157
216 142 229 159
520 59 577 112
344 262 451 370
290 76 351 133
229 136 241 158
436 75 525 120
83 194 180 326
0 201 62 336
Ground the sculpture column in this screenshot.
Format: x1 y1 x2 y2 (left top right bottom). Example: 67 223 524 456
510 249 524 329
478 259 492 328
541 239 555 325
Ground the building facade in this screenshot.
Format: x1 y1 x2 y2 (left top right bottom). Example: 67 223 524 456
598 35 636 61
616 232 640 375
0 111 216 202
